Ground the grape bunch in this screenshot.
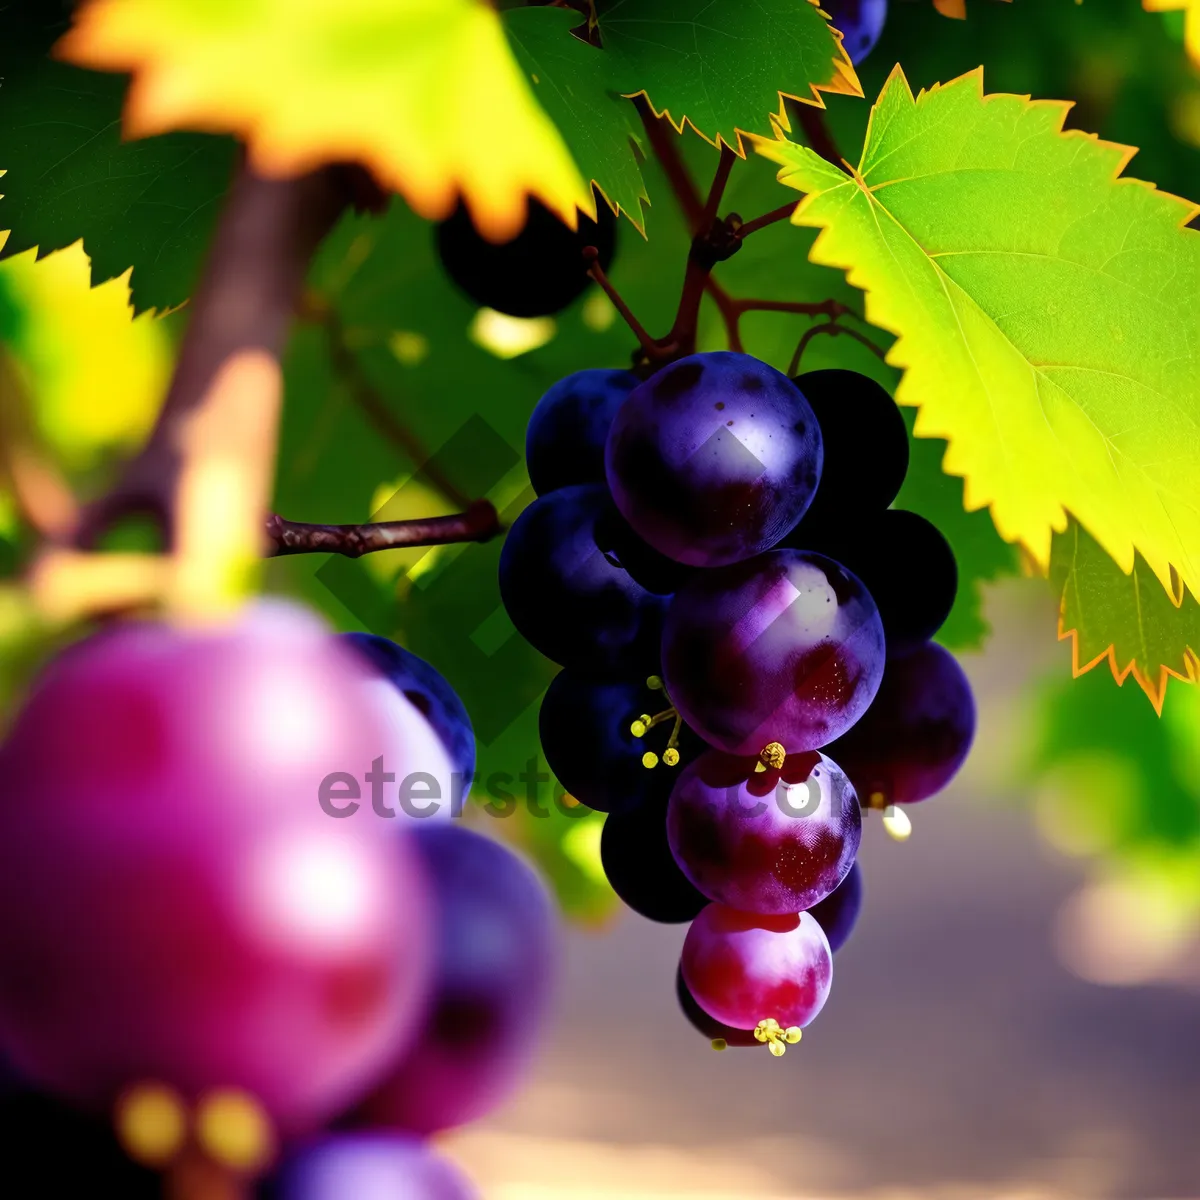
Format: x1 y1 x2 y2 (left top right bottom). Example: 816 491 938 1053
0 605 556 1195
505 352 976 1053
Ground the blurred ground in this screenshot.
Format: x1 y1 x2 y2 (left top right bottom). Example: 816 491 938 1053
446 583 1200 1200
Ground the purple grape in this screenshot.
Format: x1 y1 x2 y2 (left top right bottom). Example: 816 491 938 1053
0 601 436 1132
538 671 704 814
265 1133 477 1200
352 825 558 1136
825 0 888 65
526 369 638 496
785 510 957 651
823 642 976 806
342 632 476 799
662 549 886 757
790 369 908 522
600 796 707 924
499 484 667 672
605 351 823 567
436 195 616 319
667 750 860 915
594 505 697 596
675 967 760 1048
807 861 862 953
681 906 832 1031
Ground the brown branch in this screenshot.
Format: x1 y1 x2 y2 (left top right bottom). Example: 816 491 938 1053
265 500 501 558
76 161 350 550
795 105 845 170
307 298 474 510
699 144 737 233
704 279 745 353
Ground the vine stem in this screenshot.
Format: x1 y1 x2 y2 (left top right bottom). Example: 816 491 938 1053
265 500 501 558
76 160 350 550
794 105 845 170
787 321 890 376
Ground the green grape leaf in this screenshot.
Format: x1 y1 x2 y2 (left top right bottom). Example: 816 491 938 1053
60 0 593 239
0 7 235 315
1051 518 1200 713
755 67 1200 609
593 0 862 151
504 7 649 230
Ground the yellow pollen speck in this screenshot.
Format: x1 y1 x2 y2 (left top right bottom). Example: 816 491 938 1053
114 1082 188 1167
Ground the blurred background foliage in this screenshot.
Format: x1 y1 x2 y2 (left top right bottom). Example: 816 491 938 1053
1 0 1198 936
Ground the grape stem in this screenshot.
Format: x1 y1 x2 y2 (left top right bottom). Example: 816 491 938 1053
792 103 846 170
787 321 890 376
265 500 501 558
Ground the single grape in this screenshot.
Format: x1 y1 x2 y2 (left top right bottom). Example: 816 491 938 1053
824 0 888 65
787 510 957 650
806 861 863 953
600 797 708 924
539 671 703 814
605 351 823 567
435 196 616 319
675 967 760 1049
790 369 908 524
681 905 832 1031
0 1090 161 1197
667 750 861 915
350 825 558 1136
264 1133 477 1200
662 549 885 757
593 505 697 596
823 642 975 806
498 484 667 672
526 369 638 496
342 632 476 805
0 601 435 1131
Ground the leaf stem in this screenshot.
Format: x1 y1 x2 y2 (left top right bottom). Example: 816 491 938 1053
734 201 799 239
793 104 845 170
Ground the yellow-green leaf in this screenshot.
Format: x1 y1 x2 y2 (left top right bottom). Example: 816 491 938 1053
755 67 1200 604
1051 518 1199 713
1145 0 1200 65
58 0 593 239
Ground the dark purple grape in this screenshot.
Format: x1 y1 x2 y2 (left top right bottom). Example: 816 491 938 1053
791 369 908 523
675 967 760 1049
807 861 862 953
526 369 638 496
601 797 708 924
594 505 697 596
785 509 956 650
662 549 885 757
823 642 975 806
265 1133 477 1200
499 484 667 672
825 0 887 65
0 1090 161 1197
539 671 703 815
341 633 475 799
681 906 832 1031
435 195 616 318
605 351 823 567
667 750 860 915
0 602 435 1132
352 826 558 1136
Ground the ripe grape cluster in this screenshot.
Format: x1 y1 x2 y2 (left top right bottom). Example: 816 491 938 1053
506 351 976 1053
0 606 555 1195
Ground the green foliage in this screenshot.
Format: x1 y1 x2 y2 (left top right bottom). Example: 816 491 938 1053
505 7 649 228
592 0 858 146
1051 519 1200 712
0 6 235 315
